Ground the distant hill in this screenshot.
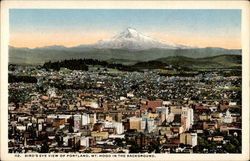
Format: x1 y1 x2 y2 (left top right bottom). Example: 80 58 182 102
151 55 242 69
9 46 241 65
8 27 241 65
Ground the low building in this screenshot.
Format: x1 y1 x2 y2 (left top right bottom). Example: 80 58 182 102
91 131 109 140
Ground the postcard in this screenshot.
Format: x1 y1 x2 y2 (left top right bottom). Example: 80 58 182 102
0 0 249 161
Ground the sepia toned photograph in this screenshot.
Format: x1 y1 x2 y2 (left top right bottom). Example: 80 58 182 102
1 1 249 161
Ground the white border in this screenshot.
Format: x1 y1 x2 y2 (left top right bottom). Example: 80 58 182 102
1 1 249 161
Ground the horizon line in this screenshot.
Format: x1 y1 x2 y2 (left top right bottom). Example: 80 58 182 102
9 44 242 50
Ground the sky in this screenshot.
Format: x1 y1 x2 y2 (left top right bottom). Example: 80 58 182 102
9 9 241 49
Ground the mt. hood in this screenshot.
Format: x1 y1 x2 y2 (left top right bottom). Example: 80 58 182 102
92 27 190 50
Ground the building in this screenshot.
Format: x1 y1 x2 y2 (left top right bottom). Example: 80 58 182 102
74 115 82 132
147 100 163 112
140 100 163 112
156 106 169 123
141 115 156 133
181 107 194 131
47 87 56 98
203 121 218 130
223 109 232 123
104 121 124 134
170 106 182 115
82 113 90 126
81 100 99 108
180 133 197 147
146 118 156 133
80 136 90 147
129 117 142 132
91 131 109 140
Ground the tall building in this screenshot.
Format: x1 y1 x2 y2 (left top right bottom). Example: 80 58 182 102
104 121 124 134
146 118 156 133
156 106 169 123
180 133 197 147
82 113 90 126
89 113 97 124
129 117 142 132
181 107 194 131
73 114 82 132
141 113 156 133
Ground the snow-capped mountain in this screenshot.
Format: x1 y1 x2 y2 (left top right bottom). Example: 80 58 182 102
31 28 193 50
92 27 189 50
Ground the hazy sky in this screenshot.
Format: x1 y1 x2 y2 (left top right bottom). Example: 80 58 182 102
10 9 241 49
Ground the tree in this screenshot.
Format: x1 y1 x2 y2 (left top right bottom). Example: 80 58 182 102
9 88 31 107
40 141 49 153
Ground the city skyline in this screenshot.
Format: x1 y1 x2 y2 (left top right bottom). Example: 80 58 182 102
10 9 241 49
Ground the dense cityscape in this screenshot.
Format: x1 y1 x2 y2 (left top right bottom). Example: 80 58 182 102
8 59 242 154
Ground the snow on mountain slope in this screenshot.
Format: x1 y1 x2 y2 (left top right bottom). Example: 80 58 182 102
93 27 189 50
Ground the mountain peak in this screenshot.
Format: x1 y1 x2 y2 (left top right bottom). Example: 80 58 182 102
113 27 141 40
127 27 137 33
94 27 189 50
126 27 138 36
